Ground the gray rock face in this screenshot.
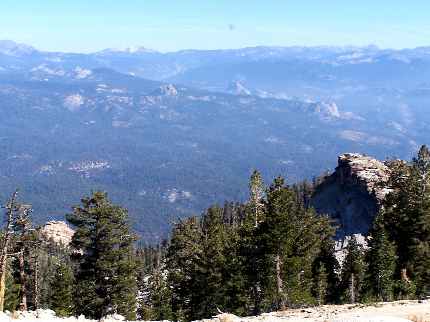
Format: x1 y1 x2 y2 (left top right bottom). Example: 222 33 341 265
311 153 390 237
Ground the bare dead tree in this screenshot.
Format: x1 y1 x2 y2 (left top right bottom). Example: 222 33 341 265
32 255 39 310
18 249 27 311
0 190 19 312
15 204 32 311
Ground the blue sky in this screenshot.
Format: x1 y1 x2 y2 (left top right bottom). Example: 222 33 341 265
1 1 429 52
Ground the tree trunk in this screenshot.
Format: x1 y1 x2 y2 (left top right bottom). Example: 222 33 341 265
401 268 411 283
252 284 259 315
251 253 260 315
350 273 355 304
18 250 27 311
33 256 39 310
0 267 6 312
0 191 18 311
275 253 286 310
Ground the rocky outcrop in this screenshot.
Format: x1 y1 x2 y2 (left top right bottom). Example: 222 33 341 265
155 84 178 96
311 153 390 237
40 221 74 245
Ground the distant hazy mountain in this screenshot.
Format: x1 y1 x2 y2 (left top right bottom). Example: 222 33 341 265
0 40 429 241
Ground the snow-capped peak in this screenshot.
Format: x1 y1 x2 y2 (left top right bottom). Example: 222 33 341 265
97 46 158 55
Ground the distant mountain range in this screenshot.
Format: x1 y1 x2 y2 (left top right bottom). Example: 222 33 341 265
1 40 429 241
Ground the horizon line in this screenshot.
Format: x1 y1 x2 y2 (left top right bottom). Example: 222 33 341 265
1 39 430 55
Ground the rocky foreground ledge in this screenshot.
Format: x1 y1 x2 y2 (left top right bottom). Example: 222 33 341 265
1 301 429 322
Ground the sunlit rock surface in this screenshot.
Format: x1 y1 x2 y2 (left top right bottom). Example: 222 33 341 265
40 221 74 245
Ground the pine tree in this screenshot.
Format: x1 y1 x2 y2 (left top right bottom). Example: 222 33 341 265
37 239 71 310
67 191 137 319
340 236 365 303
4 259 20 312
408 145 430 297
314 264 328 306
258 177 330 309
146 268 173 320
365 212 397 301
137 244 173 321
238 172 267 315
258 176 295 310
383 146 430 297
249 170 265 227
50 261 74 317
239 209 264 315
166 216 203 321
192 206 229 319
312 220 339 304
0 191 20 311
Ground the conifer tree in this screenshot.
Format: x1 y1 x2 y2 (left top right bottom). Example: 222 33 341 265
259 176 295 310
67 191 137 319
239 172 267 315
193 206 230 318
166 217 203 321
50 261 74 317
314 264 328 306
146 268 173 320
365 212 397 301
383 146 430 297
239 211 264 315
4 260 20 312
340 236 365 303
249 170 265 227
312 221 339 304
258 177 329 309
408 145 430 296
137 243 173 321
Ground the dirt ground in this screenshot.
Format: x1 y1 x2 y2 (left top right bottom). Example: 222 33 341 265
208 300 430 322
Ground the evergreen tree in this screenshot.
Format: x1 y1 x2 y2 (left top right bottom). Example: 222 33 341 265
383 146 430 297
365 212 397 301
408 145 430 296
239 206 264 315
192 206 230 319
146 268 173 320
50 261 74 317
137 244 173 321
312 220 339 304
238 172 267 315
314 264 328 306
67 191 137 319
258 177 330 309
340 236 365 303
37 239 71 310
258 176 295 310
4 259 20 312
166 217 203 321
249 170 265 227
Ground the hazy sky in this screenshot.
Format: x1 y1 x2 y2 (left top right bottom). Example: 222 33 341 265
1 1 429 53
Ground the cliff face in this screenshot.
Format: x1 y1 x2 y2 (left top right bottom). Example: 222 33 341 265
311 153 390 237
